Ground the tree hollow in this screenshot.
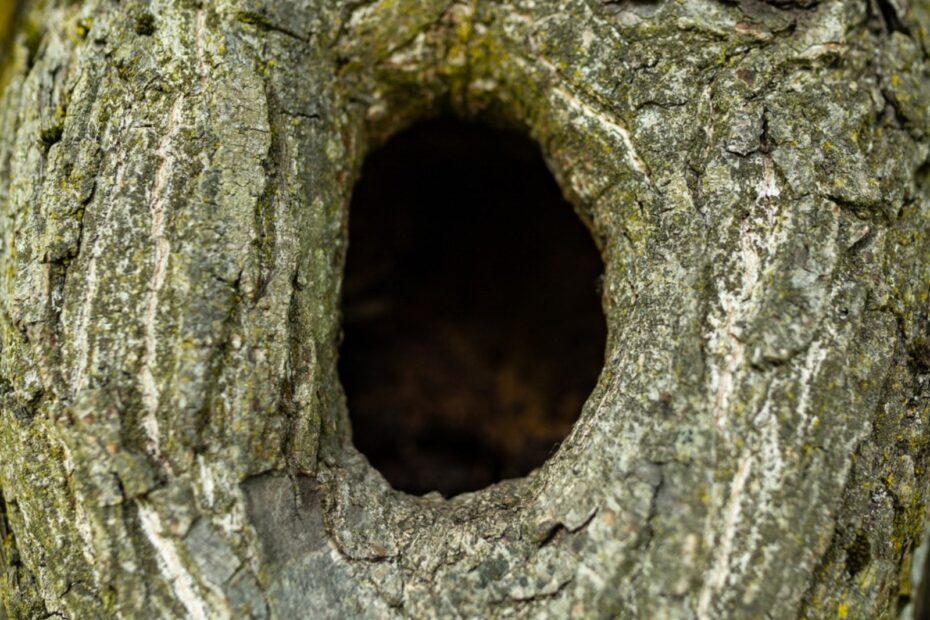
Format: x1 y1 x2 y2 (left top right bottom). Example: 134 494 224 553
339 119 606 497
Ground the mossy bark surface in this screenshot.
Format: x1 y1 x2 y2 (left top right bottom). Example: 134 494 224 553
1 0 930 617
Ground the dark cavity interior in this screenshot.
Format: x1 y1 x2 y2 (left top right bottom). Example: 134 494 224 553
339 119 606 497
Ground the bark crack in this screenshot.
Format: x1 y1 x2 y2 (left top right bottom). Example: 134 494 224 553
139 94 185 461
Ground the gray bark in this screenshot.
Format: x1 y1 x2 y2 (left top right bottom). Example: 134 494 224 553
1 0 929 617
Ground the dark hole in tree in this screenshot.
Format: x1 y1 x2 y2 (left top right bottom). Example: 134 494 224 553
340 119 606 497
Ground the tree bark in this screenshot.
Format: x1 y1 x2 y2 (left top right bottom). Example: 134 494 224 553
1 0 929 617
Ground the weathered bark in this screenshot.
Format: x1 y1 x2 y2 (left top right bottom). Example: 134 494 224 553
1 0 929 617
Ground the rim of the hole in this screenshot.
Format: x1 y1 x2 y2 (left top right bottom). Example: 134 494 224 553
334 115 611 503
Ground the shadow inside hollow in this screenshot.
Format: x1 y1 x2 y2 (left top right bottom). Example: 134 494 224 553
339 119 606 497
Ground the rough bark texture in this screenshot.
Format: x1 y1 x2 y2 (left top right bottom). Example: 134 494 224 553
1 0 929 618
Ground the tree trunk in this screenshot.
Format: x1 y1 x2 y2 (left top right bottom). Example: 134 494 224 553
1 0 929 617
